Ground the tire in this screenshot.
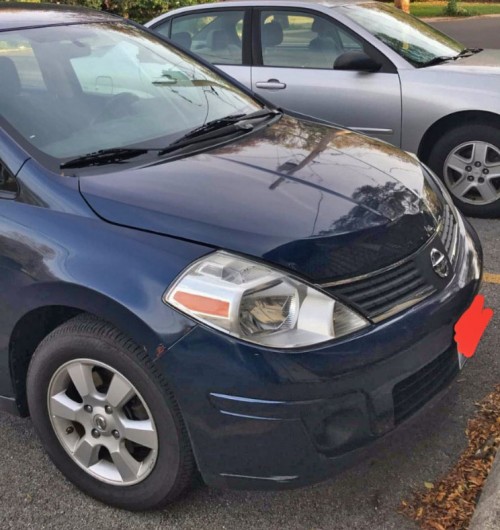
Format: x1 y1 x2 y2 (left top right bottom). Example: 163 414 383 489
427 123 500 218
27 314 196 510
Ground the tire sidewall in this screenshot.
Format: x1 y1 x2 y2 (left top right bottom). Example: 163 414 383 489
27 331 183 510
427 123 500 218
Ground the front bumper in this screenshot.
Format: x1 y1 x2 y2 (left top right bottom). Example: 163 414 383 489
156 215 482 490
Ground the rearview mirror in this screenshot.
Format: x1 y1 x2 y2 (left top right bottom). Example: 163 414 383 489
334 51 381 73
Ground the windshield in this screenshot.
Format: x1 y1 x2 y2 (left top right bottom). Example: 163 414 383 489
0 22 260 166
337 2 464 67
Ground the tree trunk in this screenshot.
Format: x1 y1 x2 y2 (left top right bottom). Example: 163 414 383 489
394 0 410 14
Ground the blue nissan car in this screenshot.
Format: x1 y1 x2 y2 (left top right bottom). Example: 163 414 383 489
0 3 482 510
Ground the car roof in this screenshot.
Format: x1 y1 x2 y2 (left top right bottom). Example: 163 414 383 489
0 2 119 31
146 0 367 24
145 0 367 26
166 0 366 9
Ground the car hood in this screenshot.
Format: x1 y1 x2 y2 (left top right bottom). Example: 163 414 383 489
432 49 500 74
79 116 438 282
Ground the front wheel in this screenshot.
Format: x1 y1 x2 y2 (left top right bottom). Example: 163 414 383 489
27 315 195 510
427 123 500 218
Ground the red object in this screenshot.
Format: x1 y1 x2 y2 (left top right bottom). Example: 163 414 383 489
454 295 493 358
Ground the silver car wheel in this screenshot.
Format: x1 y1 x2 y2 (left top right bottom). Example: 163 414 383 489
47 359 158 486
444 140 500 205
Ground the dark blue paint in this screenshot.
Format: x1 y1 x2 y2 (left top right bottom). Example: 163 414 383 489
81 115 437 281
0 156 209 396
157 224 480 489
0 5 482 491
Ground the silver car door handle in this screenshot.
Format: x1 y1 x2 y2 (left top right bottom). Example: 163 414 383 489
255 79 286 90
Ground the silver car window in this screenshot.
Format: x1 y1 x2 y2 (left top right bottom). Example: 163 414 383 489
171 11 244 65
337 2 463 67
259 10 364 70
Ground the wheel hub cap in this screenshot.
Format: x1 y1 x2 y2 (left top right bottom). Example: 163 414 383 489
443 140 500 205
47 359 158 486
93 414 107 432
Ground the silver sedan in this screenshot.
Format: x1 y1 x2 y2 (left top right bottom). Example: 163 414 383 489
146 0 500 217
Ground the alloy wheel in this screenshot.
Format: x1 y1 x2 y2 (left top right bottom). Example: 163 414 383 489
47 359 158 485
443 140 500 205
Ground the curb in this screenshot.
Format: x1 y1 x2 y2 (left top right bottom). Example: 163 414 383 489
468 448 500 530
423 14 500 22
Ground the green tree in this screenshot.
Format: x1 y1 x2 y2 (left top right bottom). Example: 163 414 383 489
443 0 474 16
45 0 102 9
3 0 214 23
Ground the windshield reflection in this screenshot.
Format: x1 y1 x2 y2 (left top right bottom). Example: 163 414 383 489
338 2 464 67
0 22 259 166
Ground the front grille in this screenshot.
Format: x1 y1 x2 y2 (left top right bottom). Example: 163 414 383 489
438 205 458 264
326 260 436 321
393 346 459 425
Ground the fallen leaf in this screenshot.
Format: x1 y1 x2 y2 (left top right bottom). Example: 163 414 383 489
428 522 446 530
400 384 500 530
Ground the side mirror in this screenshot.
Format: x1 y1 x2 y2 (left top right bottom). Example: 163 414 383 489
334 51 381 73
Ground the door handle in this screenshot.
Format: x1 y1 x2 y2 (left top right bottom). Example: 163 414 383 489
255 79 286 90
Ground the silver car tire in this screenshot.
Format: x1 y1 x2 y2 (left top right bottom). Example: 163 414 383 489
27 314 196 510
428 123 500 218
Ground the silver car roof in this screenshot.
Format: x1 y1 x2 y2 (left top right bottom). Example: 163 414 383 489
146 0 369 26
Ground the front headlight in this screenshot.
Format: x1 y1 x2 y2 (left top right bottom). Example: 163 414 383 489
164 252 369 348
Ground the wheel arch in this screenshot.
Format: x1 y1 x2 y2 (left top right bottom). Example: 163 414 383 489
8 284 170 417
418 110 500 163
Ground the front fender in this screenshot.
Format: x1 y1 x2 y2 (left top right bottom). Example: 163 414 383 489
0 197 211 398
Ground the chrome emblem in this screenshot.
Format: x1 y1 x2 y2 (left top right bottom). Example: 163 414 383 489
93 414 107 432
430 248 449 278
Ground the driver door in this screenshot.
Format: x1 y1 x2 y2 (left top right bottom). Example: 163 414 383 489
251 9 402 147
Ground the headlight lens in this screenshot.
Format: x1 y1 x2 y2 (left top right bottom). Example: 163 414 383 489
164 252 369 348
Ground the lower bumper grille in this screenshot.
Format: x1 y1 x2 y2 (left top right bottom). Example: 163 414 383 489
393 346 459 425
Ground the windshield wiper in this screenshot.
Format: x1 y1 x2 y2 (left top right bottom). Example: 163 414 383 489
61 109 282 168
459 47 483 56
420 47 483 68
60 147 156 169
158 108 281 156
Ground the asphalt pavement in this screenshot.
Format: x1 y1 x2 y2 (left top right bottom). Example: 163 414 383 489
430 16 500 48
0 17 500 530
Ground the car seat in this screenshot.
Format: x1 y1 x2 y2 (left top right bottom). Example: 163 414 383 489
171 32 192 50
198 29 240 63
309 18 340 52
262 21 283 49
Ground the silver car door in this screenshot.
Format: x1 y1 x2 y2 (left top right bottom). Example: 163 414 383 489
157 8 253 89
251 8 402 146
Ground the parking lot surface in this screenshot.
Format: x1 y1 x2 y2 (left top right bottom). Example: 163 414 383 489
1 18 499 530
430 16 500 49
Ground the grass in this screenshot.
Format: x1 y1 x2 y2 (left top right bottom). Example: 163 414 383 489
411 2 500 17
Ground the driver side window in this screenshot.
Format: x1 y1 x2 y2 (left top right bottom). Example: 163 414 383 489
259 11 363 69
